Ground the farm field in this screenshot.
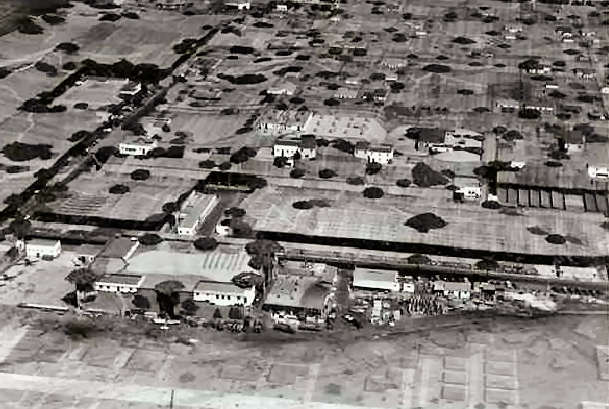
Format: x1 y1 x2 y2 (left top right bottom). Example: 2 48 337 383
241 184 609 257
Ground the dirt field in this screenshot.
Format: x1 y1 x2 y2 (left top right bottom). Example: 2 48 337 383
0 307 606 409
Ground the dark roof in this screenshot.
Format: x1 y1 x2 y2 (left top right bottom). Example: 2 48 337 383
564 131 585 144
96 274 142 286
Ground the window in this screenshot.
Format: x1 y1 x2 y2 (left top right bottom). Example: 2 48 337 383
216 294 219 299
221 295 225 300
236 296 241 301
227 295 231 300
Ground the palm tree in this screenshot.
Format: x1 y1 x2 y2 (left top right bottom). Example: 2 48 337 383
65 268 98 309
154 280 185 318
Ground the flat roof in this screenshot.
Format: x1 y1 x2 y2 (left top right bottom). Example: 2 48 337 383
98 238 139 259
264 274 330 311
353 269 397 285
496 164 604 191
26 238 60 247
96 274 143 286
180 193 218 229
125 250 253 283
194 280 252 294
303 113 386 142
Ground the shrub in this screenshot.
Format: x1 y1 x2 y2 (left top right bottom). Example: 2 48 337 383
162 202 178 213
273 156 289 168
199 160 216 169
362 187 384 198
217 73 267 85
138 233 163 245
230 45 255 54
74 102 88 110
68 130 92 142
34 62 57 75
476 258 499 270
99 13 121 21
545 160 563 167
41 14 65 25
290 168 306 178
289 96 305 104
218 161 232 170
396 179 411 188
422 64 451 73
405 213 448 233
293 201 314 210
193 237 218 251
130 169 150 181
365 162 382 175
453 36 476 45
412 162 448 187
503 130 523 141
55 42 80 54
408 254 431 264
457 89 473 95
122 11 139 19
132 294 150 309
17 17 43 35
545 234 566 244
323 98 340 107
346 176 364 185
318 169 337 179
518 109 541 119
481 200 501 209
109 184 130 194
2 142 52 162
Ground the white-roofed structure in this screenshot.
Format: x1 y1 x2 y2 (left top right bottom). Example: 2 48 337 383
352 269 399 292
177 193 219 236
25 239 62 260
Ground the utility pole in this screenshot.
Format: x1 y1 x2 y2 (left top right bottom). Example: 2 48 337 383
169 389 174 409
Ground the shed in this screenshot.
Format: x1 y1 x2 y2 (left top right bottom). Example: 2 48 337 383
25 239 62 260
352 269 398 292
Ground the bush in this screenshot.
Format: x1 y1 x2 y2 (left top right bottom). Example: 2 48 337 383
289 96 305 105
34 62 57 75
273 156 289 168
55 42 80 54
130 169 150 181
2 142 52 162
41 14 65 25
193 237 218 251
407 254 431 264
457 89 473 95
362 187 384 198
365 162 382 175
518 109 541 119
545 234 566 244
74 102 88 110
218 161 232 170
412 162 448 187
230 45 255 54
476 258 499 270
161 202 178 213
323 98 340 107
230 146 257 164
545 160 563 167
17 17 43 35
109 184 130 194
453 36 476 45
481 200 501 209
392 178 411 188
138 233 163 245
319 169 337 179
405 213 448 233
198 160 216 169
422 64 451 73
63 61 77 71
99 13 121 21
122 11 140 19
290 168 305 178
503 130 523 141
346 176 364 185
132 294 150 309
293 201 314 210
217 73 267 85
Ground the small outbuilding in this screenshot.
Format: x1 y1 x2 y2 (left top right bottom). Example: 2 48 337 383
352 269 399 292
25 239 62 260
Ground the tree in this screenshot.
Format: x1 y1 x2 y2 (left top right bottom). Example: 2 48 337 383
225 207 246 217
476 258 499 270
273 156 289 168
130 169 150 181
198 160 216 169
162 202 178 213
405 213 448 233
65 268 98 307
219 161 232 170
213 307 223 320
290 168 306 178
365 162 382 175
396 179 411 188
412 163 448 187
546 234 566 244
8 217 31 239
228 306 243 320
155 280 185 318
138 233 163 245
181 299 199 316
193 237 218 251
132 294 150 309
319 169 337 179
293 200 314 209
109 184 130 194
407 254 431 265
346 177 364 185
362 187 384 198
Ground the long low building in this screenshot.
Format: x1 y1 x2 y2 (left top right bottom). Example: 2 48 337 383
352 269 399 292
193 281 255 306
94 274 144 293
177 193 219 236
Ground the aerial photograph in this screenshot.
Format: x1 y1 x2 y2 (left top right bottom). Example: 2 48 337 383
0 0 607 407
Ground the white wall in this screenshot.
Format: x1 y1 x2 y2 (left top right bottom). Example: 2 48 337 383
119 142 156 156
94 283 139 293
26 241 61 259
273 144 299 158
194 286 255 306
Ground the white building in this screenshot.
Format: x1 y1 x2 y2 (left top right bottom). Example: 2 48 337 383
177 193 219 236
193 280 255 306
225 0 250 9
352 269 399 292
118 138 158 156
354 142 394 164
94 274 144 293
454 177 482 200
564 132 585 153
119 81 141 97
25 239 61 260
334 87 359 99
256 110 313 136
588 166 609 180
273 136 317 160
434 281 471 300
156 0 188 10
267 81 297 96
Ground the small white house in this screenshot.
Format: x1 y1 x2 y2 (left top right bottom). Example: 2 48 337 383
273 137 317 160
94 274 144 293
225 0 250 9
267 81 297 96
354 142 394 164
178 193 219 236
193 281 255 306
25 239 61 260
454 177 482 200
588 166 609 180
277 4 288 11
434 281 471 300
119 139 157 156
119 81 141 97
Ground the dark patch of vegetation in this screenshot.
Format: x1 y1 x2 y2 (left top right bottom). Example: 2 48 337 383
453 36 476 45
230 45 255 54
407 254 431 265
396 179 411 188
290 168 306 178
422 64 451 73
99 13 121 22
254 57 272 63
545 234 566 245
55 42 80 54
230 146 257 164
217 73 267 84
346 176 364 185
42 14 65 25
193 237 218 251
139 233 163 246
17 17 43 35
481 200 501 209
2 142 53 162
253 21 273 28
457 89 473 95
108 184 130 194
527 226 548 235
362 187 384 198
412 162 448 187
405 213 448 233
130 169 150 181
198 160 216 169
122 11 139 19
323 98 340 107
518 109 541 119
319 169 337 179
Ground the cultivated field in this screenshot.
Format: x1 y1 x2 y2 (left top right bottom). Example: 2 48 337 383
241 184 609 257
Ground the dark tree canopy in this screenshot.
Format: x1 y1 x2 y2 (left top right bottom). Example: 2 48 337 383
138 233 163 245
109 184 130 194
130 169 150 181
405 213 448 233
412 163 448 187
362 187 384 198
193 237 218 251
